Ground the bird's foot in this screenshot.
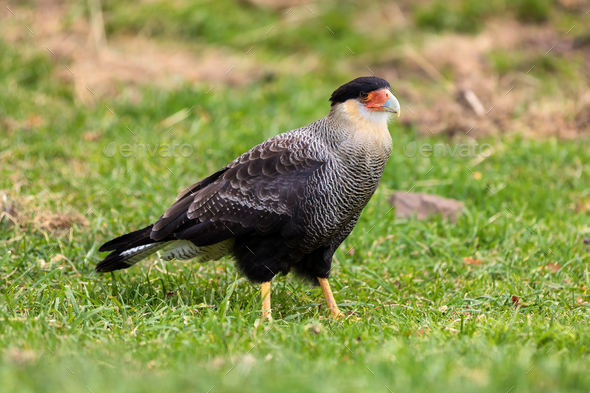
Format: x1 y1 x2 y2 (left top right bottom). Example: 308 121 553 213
317 277 343 319
259 281 272 323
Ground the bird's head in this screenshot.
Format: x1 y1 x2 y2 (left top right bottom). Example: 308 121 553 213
329 76 400 126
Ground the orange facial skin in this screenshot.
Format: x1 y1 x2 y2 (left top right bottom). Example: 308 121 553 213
362 89 391 112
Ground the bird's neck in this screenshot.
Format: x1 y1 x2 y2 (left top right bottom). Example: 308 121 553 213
324 103 393 158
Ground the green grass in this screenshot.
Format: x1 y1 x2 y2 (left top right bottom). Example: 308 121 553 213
414 0 557 33
100 0 401 64
2 1 590 392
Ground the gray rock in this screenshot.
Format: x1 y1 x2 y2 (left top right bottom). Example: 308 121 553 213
390 192 465 222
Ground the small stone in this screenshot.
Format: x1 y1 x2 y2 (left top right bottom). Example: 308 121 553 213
390 192 465 222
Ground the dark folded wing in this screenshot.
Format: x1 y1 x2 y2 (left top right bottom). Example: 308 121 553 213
150 141 325 246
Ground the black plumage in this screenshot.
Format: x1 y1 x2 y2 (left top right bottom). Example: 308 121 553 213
96 77 400 298
329 76 391 106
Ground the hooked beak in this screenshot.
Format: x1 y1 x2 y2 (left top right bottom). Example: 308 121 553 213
363 88 401 117
383 91 401 117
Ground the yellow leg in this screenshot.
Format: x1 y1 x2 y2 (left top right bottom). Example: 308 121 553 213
317 277 341 318
261 281 271 320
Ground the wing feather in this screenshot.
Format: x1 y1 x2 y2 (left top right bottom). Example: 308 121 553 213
150 139 324 246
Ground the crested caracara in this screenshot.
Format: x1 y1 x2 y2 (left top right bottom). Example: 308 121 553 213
96 76 401 320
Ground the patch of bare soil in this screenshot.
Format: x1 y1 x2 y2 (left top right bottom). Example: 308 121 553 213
62 37 263 104
371 20 590 139
239 0 306 8
3 348 38 366
1 190 88 235
2 1 264 104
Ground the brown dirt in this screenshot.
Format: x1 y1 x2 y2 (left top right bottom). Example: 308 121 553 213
369 19 589 139
239 0 307 9
2 1 265 104
1 190 88 235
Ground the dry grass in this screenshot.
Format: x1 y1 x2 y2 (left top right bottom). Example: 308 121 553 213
1 1 264 104
375 19 590 138
1 190 88 236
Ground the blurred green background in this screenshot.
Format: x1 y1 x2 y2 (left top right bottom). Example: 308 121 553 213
1 0 590 392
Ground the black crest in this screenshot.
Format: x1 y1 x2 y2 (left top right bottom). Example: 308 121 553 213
329 76 390 106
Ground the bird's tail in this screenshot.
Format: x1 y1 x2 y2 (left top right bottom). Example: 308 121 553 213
96 225 173 272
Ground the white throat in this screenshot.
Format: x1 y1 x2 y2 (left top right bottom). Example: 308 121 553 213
332 100 392 128
328 100 393 151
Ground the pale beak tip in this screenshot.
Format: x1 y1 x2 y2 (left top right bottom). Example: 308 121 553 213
385 93 401 118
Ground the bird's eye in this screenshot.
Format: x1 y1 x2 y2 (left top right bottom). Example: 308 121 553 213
359 92 369 100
